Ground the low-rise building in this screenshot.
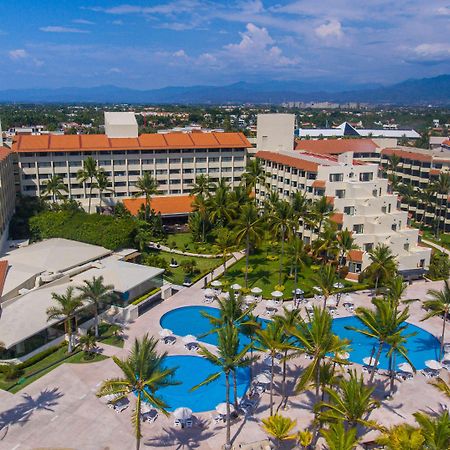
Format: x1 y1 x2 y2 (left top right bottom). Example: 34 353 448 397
0 147 16 252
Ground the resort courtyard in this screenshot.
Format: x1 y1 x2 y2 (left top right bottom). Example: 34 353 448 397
0 278 447 450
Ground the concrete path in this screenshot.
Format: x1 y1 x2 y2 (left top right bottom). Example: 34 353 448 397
422 238 450 256
149 242 225 259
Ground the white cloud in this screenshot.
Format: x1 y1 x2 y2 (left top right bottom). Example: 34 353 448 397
435 6 450 16
315 20 343 39
173 49 188 58
108 67 122 73
73 19 95 25
112 20 123 25
9 49 28 59
413 43 450 61
40 26 89 33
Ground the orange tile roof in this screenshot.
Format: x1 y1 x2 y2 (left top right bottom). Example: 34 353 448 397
442 140 450 147
330 213 343 224
326 196 335 205
123 195 194 216
0 146 11 162
312 179 326 188
430 169 441 176
12 132 251 153
381 148 432 163
295 138 379 155
346 272 360 281
256 151 319 172
347 250 364 262
0 260 8 298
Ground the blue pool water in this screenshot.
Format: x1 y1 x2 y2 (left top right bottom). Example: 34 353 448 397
156 355 250 412
161 306 440 370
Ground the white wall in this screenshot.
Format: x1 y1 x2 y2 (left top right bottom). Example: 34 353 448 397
257 114 295 152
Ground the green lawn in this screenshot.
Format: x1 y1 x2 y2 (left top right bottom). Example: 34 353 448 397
0 345 108 393
98 323 125 348
221 245 366 299
164 232 219 255
421 230 450 250
147 249 223 285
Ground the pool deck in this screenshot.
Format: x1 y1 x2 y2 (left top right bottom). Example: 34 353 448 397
0 278 447 450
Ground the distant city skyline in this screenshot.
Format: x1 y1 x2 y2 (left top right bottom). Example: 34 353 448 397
2 0 450 89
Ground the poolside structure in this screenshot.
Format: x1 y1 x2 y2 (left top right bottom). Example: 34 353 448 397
0 238 164 360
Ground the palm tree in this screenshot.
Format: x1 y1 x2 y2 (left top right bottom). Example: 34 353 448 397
191 174 212 198
429 374 450 398
377 423 424 450
269 200 295 286
336 230 358 269
77 156 98 213
134 172 158 221
235 203 265 288
320 422 359 450
77 276 115 337
413 411 450 450
317 370 380 431
363 243 397 294
78 333 97 359
41 174 68 205
311 196 335 235
214 228 236 274
191 194 209 242
193 324 253 450
46 286 83 353
287 235 308 296
134 224 152 253
262 414 297 449
291 191 310 222
96 169 114 210
297 429 313 449
433 173 450 238
289 307 350 402
314 264 337 308
422 280 450 359
313 223 339 263
254 321 296 416
97 334 178 450
242 158 266 195
208 183 236 227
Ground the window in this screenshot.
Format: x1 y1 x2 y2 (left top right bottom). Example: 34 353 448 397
348 262 362 273
183 157 194 163
170 158 181 163
359 172 373 182
222 157 232 162
391 223 397 231
128 159 139 165
156 158 167 164
343 206 355 215
169 179 180 184
404 242 410 251
196 157 207 163
38 162 51 168
114 160 126 165
169 169 180 174
363 243 373 252
335 189 346 199
329 173 344 182
98 161 110 166
156 169 167 175
372 189 378 197
209 157 220 162
54 161 66 167
183 168 193 173
353 224 364 234
234 156 244 161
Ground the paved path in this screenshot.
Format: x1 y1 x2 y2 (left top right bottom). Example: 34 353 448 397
149 242 226 259
422 238 450 256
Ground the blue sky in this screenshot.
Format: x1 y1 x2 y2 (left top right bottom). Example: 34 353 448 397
1 0 450 89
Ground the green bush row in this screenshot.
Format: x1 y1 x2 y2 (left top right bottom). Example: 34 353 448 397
130 287 161 306
29 211 138 250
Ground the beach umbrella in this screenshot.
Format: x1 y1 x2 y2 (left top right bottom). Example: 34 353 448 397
271 290 283 298
255 373 271 384
363 357 379 366
211 280 222 288
292 288 304 295
159 328 173 338
327 297 337 308
182 334 197 344
244 295 255 304
425 360 442 371
251 287 263 295
305 302 314 311
398 362 414 373
173 407 193 420
284 303 295 312
343 294 354 305
337 352 350 360
204 288 215 297
266 300 278 309
216 403 234 415
231 283 242 291
141 402 154 413
333 282 345 289
313 286 323 293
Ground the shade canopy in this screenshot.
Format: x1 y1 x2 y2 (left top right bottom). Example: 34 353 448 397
204 288 215 297
425 360 442 371
327 298 337 308
343 294 354 305
271 290 283 298
363 357 379 366
173 407 193 420
337 352 350 360
211 280 222 288
333 282 345 289
159 328 173 338
266 300 278 309
231 283 242 290
292 288 304 295
244 295 255 304
251 287 263 295
398 362 414 373
216 402 234 415
255 373 271 384
182 334 197 344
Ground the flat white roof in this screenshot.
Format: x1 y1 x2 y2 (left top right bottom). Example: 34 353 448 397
104 111 137 126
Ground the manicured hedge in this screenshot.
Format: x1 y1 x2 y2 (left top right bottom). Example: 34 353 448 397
29 211 138 250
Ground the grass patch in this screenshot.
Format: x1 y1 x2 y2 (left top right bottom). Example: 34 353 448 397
164 232 218 255
221 243 366 298
98 323 125 348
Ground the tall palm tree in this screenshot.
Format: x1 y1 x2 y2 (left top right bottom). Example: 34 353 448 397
320 422 359 450
193 324 253 450
336 230 358 269
97 335 178 450
363 243 397 294
313 223 340 263
287 235 308 296
311 196 335 235
269 200 295 286
77 276 115 337
433 173 450 238
46 286 83 353
291 191 310 223
134 172 158 221
96 169 114 210
235 203 265 287
314 264 337 308
77 156 98 213
262 414 297 449
214 228 236 274
421 280 450 359
241 158 266 195
191 174 212 198
41 174 68 205
208 183 236 227
191 194 209 242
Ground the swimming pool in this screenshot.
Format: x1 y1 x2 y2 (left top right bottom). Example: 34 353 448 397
160 306 440 370
155 355 250 412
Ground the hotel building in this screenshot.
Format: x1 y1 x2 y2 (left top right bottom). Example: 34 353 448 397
0 146 16 251
255 149 431 279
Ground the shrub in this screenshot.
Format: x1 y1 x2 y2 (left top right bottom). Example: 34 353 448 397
3 364 23 381
428 251 450 280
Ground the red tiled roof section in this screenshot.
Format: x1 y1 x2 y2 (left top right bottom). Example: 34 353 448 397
330 213 343 224
347 250 364 262
0 146 11 162
123 195 194 216
381 148 432 162
0 260 8 298
295 138 378 155
312 179 326 188
430 169 441 176
256 151 319 172
346 272 360 281
442 140 450 147
12 132 251 153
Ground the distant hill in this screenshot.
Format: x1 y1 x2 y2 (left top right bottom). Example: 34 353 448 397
0 75 448 105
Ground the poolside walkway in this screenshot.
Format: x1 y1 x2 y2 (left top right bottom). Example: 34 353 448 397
0 278 446 450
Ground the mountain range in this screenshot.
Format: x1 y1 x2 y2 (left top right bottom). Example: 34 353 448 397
0 75 448 105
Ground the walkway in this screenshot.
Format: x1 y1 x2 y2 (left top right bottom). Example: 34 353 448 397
149 242 226 259
422 238 450 256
